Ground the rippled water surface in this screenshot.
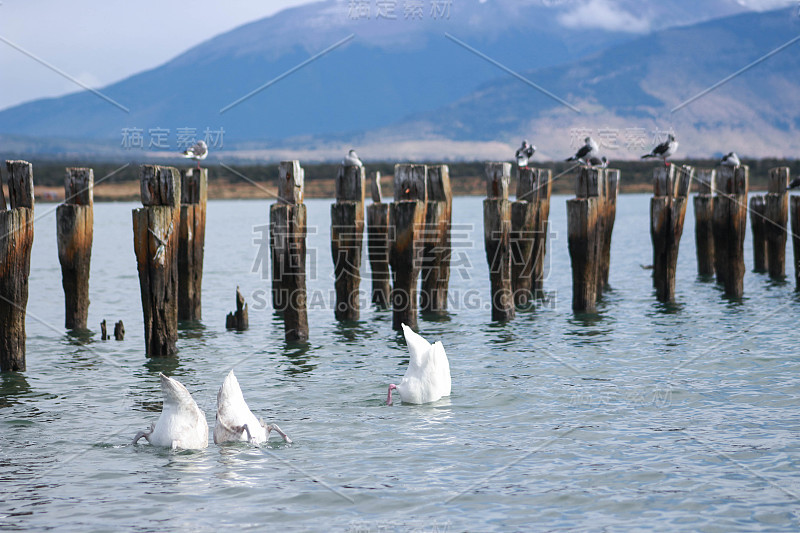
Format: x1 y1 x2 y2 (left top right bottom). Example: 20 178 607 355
2 195 799 532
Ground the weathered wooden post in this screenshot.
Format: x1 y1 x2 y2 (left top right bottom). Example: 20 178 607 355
390 164 427 331
694 169 716 277
749 196 768 272
114 320 125 340
713 165 749 298
270 161 309 341
510 167 538 306
132 165 181 356
420 165 452 315
532 168 553 297
56 168 93 330
484 162 514 321
225 286 249 331
366 172 391 309
331 163 365 321
178 168 207 321
650 165 694 302
567 167 602 313
764 167 790 279
598 169 619 291
100 319 108 340
791 194 800 291
0 161 34 372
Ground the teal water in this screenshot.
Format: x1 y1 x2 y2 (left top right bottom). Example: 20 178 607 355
1 195 799 532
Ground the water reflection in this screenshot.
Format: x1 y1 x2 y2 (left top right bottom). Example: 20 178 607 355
0 372 31 408
283 342 317 375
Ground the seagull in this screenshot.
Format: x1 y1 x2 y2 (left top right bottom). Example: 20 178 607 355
787 177 800 191
182 140 208 169
642 134 678 166
588 156 608 168
566 137 599 164
132 373 209 450
343 149 363 167
515 140 536 169
213 370 292 445
387 324 451 405
720 152 741 168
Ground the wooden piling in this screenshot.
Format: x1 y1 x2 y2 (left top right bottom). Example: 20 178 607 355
100 319 108 340
567 166 602 313
650 165 693 302
331 164 365 321
366 172 391 309
713 165 749 298
0 161 34 372
764 167 789 279
598 169 619 291
749 196 768 273
56 168 93 330
511 167 539 305
390 164 427 330
484 162 514 321
178 168 207 321
420 165 452 315
270 161 309 341
791 196 800 291
225 286 249 331
132 165 181 357
694 169 716 277
114 320 125 340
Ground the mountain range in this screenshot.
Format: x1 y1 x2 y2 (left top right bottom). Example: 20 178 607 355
0 0 797 160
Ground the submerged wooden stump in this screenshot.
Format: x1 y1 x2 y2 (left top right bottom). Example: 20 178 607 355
390 164 427 331
713 165 749 298
178 168 207 321
694 169 716 277
567 167 603 313
366 172 391 309
0 161 34 372
484 162 514 321
270 161 309 341
57 168 93 330
114 320 125 340
331 164 365 321
420 165 452 315
650 165 693 302
225 286 249 331
132 165 181 357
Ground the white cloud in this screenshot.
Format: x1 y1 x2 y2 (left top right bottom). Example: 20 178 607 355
735 0 796 10
557 0 651 33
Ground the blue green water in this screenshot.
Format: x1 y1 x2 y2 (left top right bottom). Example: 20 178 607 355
1 195 799 531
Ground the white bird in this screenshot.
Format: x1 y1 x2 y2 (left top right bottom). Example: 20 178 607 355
133 373 209 450
213 370 292 445
588 156 608 168
387 324 451 405
566 137 599 164
720 152 741 168
343 149 363 167
642 134 678 166
182 140 208 169
515 140 536 168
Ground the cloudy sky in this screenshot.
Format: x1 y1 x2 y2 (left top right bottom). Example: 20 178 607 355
0 0 795 112
0 0 309 111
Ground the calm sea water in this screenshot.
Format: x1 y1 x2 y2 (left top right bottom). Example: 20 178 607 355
1 194 799 532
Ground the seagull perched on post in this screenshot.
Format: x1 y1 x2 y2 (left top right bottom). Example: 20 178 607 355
642 134 678 166
566 137 599 164
182 140 208 169
515 140 536 169
787 177 800 191
588 156 608 168
343 149 363 167
720 152 741 168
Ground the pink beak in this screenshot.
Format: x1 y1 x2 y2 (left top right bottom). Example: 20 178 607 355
387 384 397 405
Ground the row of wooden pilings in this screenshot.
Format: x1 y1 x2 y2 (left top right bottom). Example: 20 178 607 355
0 159 796 370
